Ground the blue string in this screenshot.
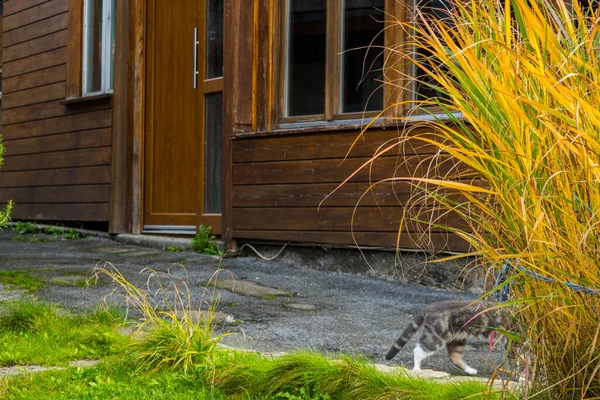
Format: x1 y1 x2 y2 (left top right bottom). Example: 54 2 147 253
494 259 600 301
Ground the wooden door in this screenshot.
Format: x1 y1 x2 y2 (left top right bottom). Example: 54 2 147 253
144 0 223 234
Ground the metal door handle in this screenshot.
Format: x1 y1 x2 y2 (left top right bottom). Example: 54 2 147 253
193 27 198 88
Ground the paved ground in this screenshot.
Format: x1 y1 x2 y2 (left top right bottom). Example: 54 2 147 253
0 229 507 377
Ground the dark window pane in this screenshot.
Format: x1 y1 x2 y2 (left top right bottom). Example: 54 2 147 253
83 0 104 93
206 0 223 79
286 0 326 116
414 0 452 101
204 93 223 214
341 0 384 113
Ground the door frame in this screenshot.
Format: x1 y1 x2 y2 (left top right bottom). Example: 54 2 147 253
115 0 230 240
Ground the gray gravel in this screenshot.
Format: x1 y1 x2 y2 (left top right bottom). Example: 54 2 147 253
0 230 507 377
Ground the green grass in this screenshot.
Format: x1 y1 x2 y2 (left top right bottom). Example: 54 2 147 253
0 299 514 399
0 361 232 400
212 351 510 400
0 300 127 366
0 271 45 293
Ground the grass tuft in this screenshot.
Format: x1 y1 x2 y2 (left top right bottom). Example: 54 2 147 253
92 263 229 373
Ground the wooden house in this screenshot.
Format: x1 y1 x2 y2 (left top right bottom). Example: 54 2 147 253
0 0 469 253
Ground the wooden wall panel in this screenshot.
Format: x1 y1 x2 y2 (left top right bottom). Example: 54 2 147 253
0 5 113 223
4 129 112 156
232 128 440 162
3 64 67 93
0 166 111 187
4 0 54 17
3 82 66 109
3 109 113 140
233 230 471 252
3 13 69 47
6 203 110 221
233 207 469 233
3 0 68 32
231 131 470 252
2 98 111 125
3 30 68 62
0 185 110 204
3 47 66 78
232 155 465 185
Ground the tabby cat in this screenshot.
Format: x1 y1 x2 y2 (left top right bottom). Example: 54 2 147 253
385 300 504 375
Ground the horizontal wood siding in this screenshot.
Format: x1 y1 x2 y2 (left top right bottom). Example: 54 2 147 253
0 0 113 222
231 130 470 252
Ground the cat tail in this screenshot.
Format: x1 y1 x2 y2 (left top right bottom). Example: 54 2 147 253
385 314 425 360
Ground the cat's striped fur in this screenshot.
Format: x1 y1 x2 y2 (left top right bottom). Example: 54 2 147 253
385 300 503 375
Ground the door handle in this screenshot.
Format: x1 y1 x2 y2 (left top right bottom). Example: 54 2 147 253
193 27 199 89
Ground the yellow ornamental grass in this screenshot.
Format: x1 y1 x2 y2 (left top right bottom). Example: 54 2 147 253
0 135 12 229
349 0 600 397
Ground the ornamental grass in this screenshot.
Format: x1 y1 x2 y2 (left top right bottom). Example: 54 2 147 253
347 0 600 397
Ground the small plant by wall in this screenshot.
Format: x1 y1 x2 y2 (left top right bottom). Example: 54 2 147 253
192 226 224 256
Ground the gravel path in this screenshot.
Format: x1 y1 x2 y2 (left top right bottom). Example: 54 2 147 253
0 230 507 377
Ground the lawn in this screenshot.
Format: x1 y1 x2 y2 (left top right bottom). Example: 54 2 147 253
0 299 511 400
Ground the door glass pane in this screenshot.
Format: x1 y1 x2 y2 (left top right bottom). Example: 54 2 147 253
204 93 223 214
286 0 326 116
108 0 116 90
341 0 384 113
206 0 224 79
83 0 104 94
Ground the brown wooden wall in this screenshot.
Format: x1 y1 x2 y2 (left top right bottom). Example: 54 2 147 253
231 129 470 252
0 0 112 222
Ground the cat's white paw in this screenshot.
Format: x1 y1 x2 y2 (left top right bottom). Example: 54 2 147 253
412 366 421 371
463 367 478 375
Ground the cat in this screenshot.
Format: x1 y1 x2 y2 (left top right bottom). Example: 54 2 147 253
385 300 504 376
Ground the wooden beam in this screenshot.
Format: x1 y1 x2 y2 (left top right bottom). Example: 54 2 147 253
109 0 130 233
129 0 146 234
222 0 235 248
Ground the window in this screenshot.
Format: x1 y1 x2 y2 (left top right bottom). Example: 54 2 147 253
282 0 385 121
412 0 453 103
82 0 115 95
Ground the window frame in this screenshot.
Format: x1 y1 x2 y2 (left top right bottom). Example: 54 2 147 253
275 0 400 127
81 0 115 96
66 0 115 101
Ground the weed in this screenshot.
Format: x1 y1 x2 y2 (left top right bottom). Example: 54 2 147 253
12 221 39 235
11 236 40 243
44 227 81 240
166 246 183 252
0 270 45 293
192 225 224 256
